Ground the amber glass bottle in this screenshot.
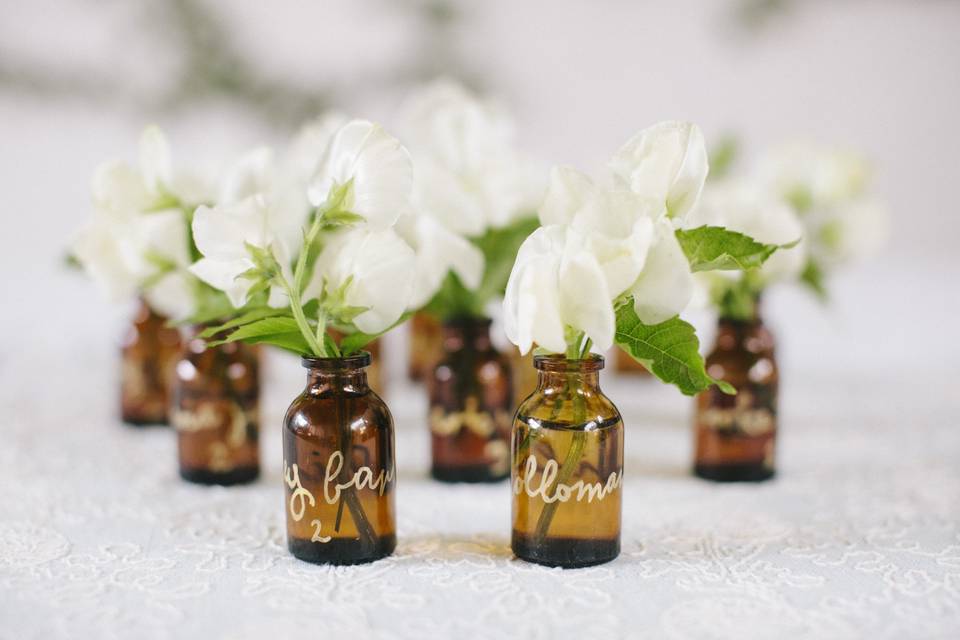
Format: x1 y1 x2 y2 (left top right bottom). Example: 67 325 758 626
171 328 261 485
428 317 513 483
120 299 181 426
512 355 624 568
408 312 442 381
694 317 778 482
283 353 396 565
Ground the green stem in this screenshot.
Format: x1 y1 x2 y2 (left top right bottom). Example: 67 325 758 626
532 367 587 543
280 278 324 357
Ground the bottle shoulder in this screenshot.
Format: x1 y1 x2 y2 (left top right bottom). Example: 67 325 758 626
516 388 622 431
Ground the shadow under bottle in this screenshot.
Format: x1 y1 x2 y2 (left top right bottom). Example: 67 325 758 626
428 317 513 483
512 355 623 568
693 316 778 482
283 352 396 565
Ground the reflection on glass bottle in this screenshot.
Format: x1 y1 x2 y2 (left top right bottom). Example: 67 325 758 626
171 328 260 485
428 317 513 483
283 353 396 565
408 312 442 381
120 298 181 426
694 317 778 482
512 355 623 568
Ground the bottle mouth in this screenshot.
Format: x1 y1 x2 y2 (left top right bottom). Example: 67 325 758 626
533 353 604 372
301 351 371 370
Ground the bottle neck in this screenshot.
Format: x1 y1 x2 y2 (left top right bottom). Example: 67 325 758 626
302 353 372 394
442 317 493 352
533 355 604 393
714 317 773 355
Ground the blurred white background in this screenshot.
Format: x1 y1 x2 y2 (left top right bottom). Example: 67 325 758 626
1 0 958 394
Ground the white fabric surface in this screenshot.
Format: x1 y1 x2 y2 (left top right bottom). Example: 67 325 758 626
1 262 959 640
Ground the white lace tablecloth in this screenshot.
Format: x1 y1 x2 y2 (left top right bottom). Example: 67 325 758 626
2 264 959 640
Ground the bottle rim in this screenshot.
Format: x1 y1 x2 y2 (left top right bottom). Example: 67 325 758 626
301 351 371 370
533 353 605 372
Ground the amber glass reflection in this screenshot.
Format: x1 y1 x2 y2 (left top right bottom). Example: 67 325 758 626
408 312 442 381
512 355 623 568
171 328 260 485
428 317 513 483
120 299 181 426
283 353 396 565
694 317 778 482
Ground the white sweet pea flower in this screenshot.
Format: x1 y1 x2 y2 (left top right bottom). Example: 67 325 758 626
503 225 615 355
395 212 484 309
305 227 416 334
629 218 694 325
190 197 294 309
218 146 311 260
399 79 543 236
539 166 657 298
308 120 413 229
688 179 806 284
609 121 709 220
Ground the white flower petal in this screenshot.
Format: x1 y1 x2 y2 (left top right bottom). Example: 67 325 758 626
309 120 413 229
630 219 694 324
139 125 173 196
559 243 615 351
189 257 255 308
539 165 595 227
144 271 195 321
610 121 708 220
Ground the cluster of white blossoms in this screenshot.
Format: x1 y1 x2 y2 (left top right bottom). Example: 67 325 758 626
503 122 709 355
72 127 214 320
74 116 433 341
758 142 887 270
192 118 421 337
395 79 543 308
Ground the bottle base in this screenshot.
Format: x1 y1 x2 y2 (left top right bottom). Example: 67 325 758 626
288 534 397 565
179 466 260 486
122 415 168 427
431 465 508 483
694 462 775 482
511 531 619 568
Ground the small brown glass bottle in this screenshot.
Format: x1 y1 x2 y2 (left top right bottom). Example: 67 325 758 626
693 317 778 482
120 299 182 426
512 355 624 568
283 353 396 565
428 317 513 483
171 328 261 485
408 311 442 381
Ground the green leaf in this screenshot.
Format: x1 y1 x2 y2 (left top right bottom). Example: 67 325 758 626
676 225 790 273
800 259 828 301
197 306 291 338
471 216 540 306
339 312 413 356
614 302 734 396
208 316 311 355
